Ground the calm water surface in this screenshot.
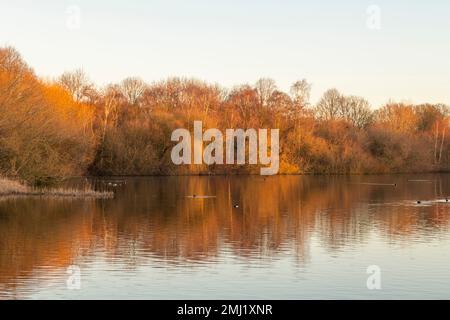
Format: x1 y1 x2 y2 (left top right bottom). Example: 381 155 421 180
0 175 450 299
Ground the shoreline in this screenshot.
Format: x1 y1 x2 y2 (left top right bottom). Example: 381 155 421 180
2 172 449 199
86 171 450 178
0 178 113 199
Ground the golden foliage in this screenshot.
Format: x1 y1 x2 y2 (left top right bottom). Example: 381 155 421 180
0 47 96 183
1 46 450 179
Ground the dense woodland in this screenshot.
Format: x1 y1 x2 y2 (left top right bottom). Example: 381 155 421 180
1 46 450 183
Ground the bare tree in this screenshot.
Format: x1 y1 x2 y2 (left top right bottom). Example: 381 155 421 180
315 89 372 128
101 85 122 132
255 78 277 107
1 47 96 181
0 46 29 74
375 103 417 132
341 95 373 128
58 69 94 103
268 90 294 116
120 77 146 106
0 47 40 134
439 126 446 164
315 88 342 120
290 79 311 108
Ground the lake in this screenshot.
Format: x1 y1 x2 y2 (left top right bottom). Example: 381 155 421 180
0 175 449 299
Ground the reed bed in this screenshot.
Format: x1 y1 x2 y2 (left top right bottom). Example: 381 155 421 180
0 178 113 199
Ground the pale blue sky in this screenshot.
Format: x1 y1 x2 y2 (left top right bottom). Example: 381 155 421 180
1 0 449 107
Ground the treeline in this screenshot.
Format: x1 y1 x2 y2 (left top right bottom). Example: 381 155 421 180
1 46 449 182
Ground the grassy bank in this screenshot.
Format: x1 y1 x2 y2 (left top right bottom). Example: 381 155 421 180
0 178 113 199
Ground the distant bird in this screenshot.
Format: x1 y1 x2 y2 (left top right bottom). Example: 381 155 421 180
417 200 421 204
